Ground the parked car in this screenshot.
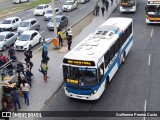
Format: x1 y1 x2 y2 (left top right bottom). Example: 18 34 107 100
0 17 21 32
47 15 68 31
17 18 40 34
78 0 90 4
13 0 29 4
44 8 62 21
62 0 78 12
0 31 19 51
34 4 51 16
14 30 42 50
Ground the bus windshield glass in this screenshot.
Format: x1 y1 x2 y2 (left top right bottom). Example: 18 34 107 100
63 65 97 86
146 5 160 15
121 0 135 6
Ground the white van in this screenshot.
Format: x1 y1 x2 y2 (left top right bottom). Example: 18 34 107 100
13 0 29 4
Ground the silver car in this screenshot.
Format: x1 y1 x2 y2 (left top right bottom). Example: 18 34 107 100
17 18 40 34
44 8 62 21
0 31 19 51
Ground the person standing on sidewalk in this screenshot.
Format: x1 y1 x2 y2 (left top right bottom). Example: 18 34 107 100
25 68 33 87
95 4 100 16
8 46 16 61
66 28 73 50
10 87 21 111
58 29 63 46
41 60 48 82
101 6 105 16
105 0 109 11
20 80 30 106
42 38 48 59
111 0 113 6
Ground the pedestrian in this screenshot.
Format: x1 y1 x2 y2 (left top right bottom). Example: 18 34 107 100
25 68 33 87
111 0 113 6
20 80 30 106
8 46 16 61
105 0 109 11
10 87 21 111
66 28 73 50
1 102 10 120
42 38 48 59
0 53 6 64
24 48 32 65
16 61 25 76
95 4 100 16
58 29 63 46
101 6 105 16
6 58 14 76
41 59 48 83
26 61 33 72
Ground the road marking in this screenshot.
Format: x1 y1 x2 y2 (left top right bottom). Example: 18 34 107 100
40 31 44 34
151 29 153 38
33 37 51 54
148 54 151 66
143 100 147 120
79 6 85 10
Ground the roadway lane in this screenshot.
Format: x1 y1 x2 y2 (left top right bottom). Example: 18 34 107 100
0 0 98 61
35 0 160 120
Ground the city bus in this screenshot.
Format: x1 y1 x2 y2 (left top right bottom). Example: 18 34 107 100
62 17 133 100
120 0 138 12
145 0 160 23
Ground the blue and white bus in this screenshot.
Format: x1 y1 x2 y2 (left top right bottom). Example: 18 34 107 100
120 0 138 12
62 17 133 100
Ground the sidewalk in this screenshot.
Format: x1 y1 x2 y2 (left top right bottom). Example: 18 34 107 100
10 1 118 120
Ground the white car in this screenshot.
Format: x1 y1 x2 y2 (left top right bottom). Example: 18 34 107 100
13 0 29 4
34 4 51 16
44 8 62 21
0 17 21 32
14 30 42 50
62 0 78 12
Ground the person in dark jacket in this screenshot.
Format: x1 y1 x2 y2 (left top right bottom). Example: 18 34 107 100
11 87 21 111
101 6 105 16
25 68 33 87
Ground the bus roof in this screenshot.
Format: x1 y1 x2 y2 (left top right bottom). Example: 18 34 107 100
64 17 133 64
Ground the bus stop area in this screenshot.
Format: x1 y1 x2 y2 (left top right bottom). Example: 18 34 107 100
0 1 118 119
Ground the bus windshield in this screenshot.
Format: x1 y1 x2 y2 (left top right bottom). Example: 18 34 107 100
121 0 135 7
146 5 160 15
63 65 97 87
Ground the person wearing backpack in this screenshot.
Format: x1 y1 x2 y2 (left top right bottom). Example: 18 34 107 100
41 60 48 83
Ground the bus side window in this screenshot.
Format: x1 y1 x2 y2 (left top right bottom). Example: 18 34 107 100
98 63 104 81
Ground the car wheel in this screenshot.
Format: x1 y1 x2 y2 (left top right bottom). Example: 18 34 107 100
43 12 45 16
37 25 40 31
2 45 7 51
28 45 32 50
39 37 42 43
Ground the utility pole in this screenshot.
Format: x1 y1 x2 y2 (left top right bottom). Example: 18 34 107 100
52 0 59 47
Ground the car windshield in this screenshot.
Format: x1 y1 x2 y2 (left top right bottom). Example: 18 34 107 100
65 2 73 5
46 10 52 13
20 22 30 27
36 6 44 9
0 35 4 41
56 17 61 22
18 34 30 41
63 66 97 86
2 20 12 24
146 5 160 15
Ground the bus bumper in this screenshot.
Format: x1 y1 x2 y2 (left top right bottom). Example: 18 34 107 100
120 7 136 12
64 87 101 100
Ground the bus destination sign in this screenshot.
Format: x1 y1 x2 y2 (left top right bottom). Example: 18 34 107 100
148 1 160 4
63 59 95 66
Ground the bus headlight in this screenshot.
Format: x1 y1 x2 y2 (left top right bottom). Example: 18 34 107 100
91 90 97 95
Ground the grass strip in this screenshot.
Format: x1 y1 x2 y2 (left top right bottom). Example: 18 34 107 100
0 0 52 18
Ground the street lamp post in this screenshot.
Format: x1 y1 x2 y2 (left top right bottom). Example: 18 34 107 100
52 0 59 47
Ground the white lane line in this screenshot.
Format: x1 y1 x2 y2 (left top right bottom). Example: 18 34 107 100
33 37 51 54
148 54 151 66
143 100 147 120
151 29 153 38
40 31 44 34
